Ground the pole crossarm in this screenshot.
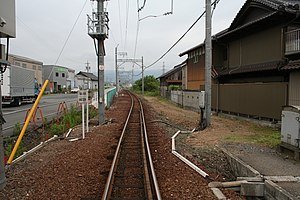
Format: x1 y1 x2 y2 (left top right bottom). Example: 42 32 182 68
117 58 143 63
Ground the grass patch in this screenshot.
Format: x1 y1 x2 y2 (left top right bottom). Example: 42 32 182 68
225 124 281 148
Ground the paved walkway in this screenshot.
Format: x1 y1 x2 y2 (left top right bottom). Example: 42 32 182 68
225 143 300 199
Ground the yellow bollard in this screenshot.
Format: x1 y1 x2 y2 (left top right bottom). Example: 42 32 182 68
7 80 49 165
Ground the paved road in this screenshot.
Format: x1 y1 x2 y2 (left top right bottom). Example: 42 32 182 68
2 93 77 137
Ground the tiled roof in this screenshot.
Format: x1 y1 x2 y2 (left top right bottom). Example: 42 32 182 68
229 0 300 31
158 61 186 79
218 60 285 75
281 59 300 70
77 71 98 81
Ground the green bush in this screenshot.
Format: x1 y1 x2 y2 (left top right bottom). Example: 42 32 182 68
133 75 160 96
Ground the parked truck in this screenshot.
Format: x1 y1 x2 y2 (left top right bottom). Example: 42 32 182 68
2 65 39 106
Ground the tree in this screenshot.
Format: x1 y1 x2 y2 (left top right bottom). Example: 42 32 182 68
133 75 159 94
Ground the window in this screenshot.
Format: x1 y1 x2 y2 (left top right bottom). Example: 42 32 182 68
22 63 27 68
38 66 42 70
32 65 36 70
56 72 59 77
15 62 21 66
62 73 65 78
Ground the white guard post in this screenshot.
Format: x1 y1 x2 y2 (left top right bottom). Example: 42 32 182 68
78 90 88 139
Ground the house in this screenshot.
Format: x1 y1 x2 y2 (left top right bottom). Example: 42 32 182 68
75 71 98 90
67 68 75 90
169 0 300 121
43 65 68 93
8 54 43 87
158 61 186 98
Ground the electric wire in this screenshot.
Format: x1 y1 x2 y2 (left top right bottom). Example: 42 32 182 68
124 0 130 50
138 0 147 12
118 0 123 48
16 17 80 65
48 0 88 80
144 0 221 70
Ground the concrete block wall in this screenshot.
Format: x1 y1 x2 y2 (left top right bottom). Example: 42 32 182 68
182 91 200 111
170 90 200 111
170 90 183 105
264 180 296 200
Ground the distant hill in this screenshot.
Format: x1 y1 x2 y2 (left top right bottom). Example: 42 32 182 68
92 69 164 83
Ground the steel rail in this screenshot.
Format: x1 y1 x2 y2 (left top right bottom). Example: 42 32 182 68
135 92 162 200
102 91 161 199
101 91 134 200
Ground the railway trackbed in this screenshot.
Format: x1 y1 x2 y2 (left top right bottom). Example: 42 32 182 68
102 91 161 200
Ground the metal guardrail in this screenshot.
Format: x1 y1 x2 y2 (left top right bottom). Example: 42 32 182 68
2 99 77 132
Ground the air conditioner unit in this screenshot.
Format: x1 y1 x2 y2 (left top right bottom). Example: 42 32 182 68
281 105 300 148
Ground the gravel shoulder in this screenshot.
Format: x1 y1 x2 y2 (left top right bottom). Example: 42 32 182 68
3 94 298 199
145 96 300 199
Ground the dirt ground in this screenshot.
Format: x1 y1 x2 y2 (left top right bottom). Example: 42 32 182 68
2 93 289 199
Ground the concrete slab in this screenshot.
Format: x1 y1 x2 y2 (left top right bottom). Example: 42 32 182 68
277 182 300 199
241 182 264 197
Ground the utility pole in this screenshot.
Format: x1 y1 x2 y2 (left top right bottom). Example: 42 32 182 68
0 0 16 190
142 56 144 96
204 0 212 127
115 45 119 96
87 0 108 125
85 61 91 73
162 62 166 75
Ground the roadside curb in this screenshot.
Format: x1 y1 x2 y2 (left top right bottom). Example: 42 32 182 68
221 147 298 199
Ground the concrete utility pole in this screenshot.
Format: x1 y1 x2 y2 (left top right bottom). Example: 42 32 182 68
115 45 119 96
204 0 212 127
0 0 16 189
162 62 166 75
87 0 108 125
142 56 144 96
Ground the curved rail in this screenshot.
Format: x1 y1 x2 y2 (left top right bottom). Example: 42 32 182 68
137 93 162 200
101 91 134 199
102 91 161 200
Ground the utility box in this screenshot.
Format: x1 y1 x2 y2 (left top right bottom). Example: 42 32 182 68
0 0 16 38
281 106 300 148
199 91 205 108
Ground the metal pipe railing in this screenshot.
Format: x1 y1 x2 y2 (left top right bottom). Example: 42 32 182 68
285 28 300 54
7 80 49 165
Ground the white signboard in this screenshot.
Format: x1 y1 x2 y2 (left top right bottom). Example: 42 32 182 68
78 90 88 103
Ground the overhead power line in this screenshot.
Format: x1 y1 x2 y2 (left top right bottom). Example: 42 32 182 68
145 0 221 70
138 0 147 12
54 0 88 66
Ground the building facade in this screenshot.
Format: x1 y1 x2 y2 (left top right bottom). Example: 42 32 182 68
8 54 43 87
43 65 68 93
162 0 300 121
75 71 98 90
67 68 75 91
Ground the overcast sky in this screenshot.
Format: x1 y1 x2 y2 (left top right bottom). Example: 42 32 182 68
9 0 246 75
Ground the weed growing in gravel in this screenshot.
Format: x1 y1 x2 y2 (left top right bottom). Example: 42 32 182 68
12 122 21 137
49 104 97 137
225 125 281 148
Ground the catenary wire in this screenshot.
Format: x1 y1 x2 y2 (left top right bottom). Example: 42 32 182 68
48 0 88 79
144 0 221 70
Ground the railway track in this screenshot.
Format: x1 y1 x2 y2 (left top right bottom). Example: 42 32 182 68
102 91 161 200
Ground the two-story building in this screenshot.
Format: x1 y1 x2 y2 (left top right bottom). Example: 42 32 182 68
43 65 68 93
165 0 300 121
158 61 185 98
8 54 43 87
75 71 98 90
